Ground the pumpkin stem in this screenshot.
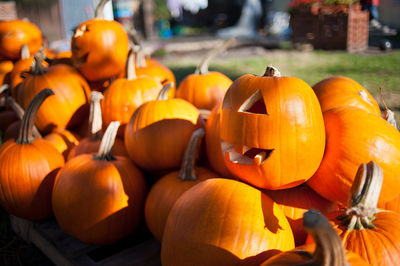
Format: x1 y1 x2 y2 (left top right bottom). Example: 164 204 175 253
157 82 174 100
263 65 281 77
94 0 109 19
16 89 53 144
126 49 136 80
380 86 397 129
135 45 147 68
303 209 350 266
0 84 9 95
88 91 104 141
94 121 120 161
31 52 47 75
7 97 42 138
21 44 30 59
195 38 236 75
178 128 205 181
337 161 383 231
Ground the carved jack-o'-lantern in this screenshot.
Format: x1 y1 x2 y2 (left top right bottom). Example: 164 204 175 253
220 66 325 190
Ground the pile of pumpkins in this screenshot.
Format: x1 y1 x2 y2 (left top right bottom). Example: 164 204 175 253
1 1 400 265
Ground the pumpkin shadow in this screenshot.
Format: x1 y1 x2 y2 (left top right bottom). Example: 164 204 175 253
260 193 282 234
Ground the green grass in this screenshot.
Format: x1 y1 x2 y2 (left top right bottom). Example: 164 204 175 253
162 50 400 95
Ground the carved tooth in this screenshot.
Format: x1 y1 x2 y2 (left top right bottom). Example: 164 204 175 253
227 151 253 165
254 151 267 166
221 141 234 152
243 145 251 154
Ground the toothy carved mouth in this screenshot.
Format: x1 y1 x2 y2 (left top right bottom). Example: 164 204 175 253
221 141 274 166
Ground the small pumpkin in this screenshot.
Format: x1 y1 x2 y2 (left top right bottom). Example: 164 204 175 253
176 38 234 110
124 83 204 171
261 209 369 266
0 59 13 85
0 89 64 220
71 0 129 81
44 129 80 160
161 178 295 266
220 66 325 190
0 20 42 60
145 128 220 242
101 49 161 137
52 121 147 245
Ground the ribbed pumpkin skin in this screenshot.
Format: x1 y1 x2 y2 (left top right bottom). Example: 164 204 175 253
220 74 325 190
380 194 400 213
161 178 295 266
124 99 204 171
261 243 369 266
0 138 64 220
0 20 42 59
176 71 232 110
145 167 220 242
71 20 129 81
9 57 34 96
327 210 400 266
44 130 80 160
67 137 127 161
308 106 400 204
264 184 336 246
101 77 160 136
205 104 234 178
313 76 381 115
17 64 90 133
135 64 176 97
52 154 147 245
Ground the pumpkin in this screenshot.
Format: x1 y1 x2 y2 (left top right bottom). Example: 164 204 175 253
307 106 400 205
313 76 381 115
161 178 295 265
71 0 129 81
205 104 234 178
220 66 325 190
44 129 80 160
52 121 147 245
68 91 127 160
0 20 42 60
263 184 336 246
176 39 234 110
0 89 64 220
16 53 90 133
261 209 368 266
47 50 72 66
145 128 220 242
0 59 13 85
325 161 400 266
101 49 161 137
124 83 204 171
134 46 176 97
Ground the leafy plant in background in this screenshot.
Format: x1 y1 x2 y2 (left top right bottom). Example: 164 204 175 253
154 0 171 20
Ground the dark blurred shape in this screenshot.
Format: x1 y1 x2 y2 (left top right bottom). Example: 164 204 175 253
379 39 392 51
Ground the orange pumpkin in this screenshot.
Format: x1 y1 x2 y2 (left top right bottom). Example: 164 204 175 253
52 122 147 245
0 89 64 220
44 129 80 160
263 184 336 246
262 210 369 266
313 76 381 115
101 50 161 137
220 66 325 190
0 20 42 60
176 39 235 110
326 161 400 266
205 104 234 178
0 59 13 85
145 128 220 242
71 0 129 81
16 53 90 133
68 91 127 160
124 83 204 171
161 178 295 265
308 106 400 205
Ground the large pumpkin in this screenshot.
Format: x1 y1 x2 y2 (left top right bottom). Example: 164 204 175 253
124 83 204 171
0 89 64 220
71 0 129 81
161 178 295 265
16 53 90 133
308 106 400 205
145 128 220 241
326 161 400 266
313 76 381 115
220 66 325 190
0 20 42 60
52 122 147 245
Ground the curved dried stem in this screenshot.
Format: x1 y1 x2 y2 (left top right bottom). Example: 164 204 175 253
178 128 205 181
263 65 281 77
88 91 104 141
7 97 42 138
126 49 136 80
21 44 30 59
95 121 120 161
94 0 109 19
156 82 174 100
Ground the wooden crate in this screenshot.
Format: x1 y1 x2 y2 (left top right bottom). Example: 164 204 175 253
10 215 161 266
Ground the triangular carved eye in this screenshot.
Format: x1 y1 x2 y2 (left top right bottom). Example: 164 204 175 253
238 90 267 114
